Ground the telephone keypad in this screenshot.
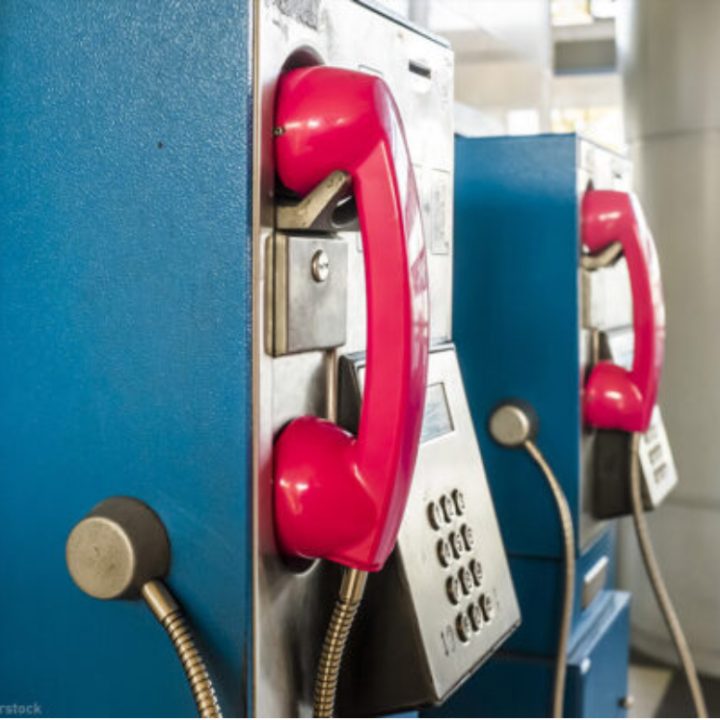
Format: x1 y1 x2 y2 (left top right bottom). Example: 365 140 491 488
469 558 483 587
469 603 483 632
429 488 497 644
446 576 461 605
459 567 473 595
452 489 466 516
440 495 456 523
428 502 444 530
437 539 453 567
461 524 475 550
456 612 472 643
449 532 464 559
479 593 494 623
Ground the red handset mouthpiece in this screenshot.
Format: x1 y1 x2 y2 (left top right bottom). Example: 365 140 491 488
582 190 665 433
273 67 430 572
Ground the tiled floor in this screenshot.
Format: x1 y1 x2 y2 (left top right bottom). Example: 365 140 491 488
629 653 720 718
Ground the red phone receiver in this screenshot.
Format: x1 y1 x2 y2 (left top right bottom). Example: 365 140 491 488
582 190 665 433
272 67 430 572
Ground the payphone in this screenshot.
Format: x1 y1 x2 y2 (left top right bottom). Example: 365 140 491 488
1 1 518 717
258 4 519 715
436 133 705 718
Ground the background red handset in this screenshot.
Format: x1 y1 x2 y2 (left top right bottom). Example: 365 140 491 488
273 66 430 572
582 190 665 433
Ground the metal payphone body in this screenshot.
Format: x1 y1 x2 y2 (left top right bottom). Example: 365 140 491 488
1 1 518 716
256 3 517 715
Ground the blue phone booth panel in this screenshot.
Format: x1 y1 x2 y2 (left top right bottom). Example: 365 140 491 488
0 3 254 716
423 591 630 719
451 133 632 563
506 526 616 656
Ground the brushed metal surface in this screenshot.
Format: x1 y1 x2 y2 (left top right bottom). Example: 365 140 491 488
577 136 632 554
337 346 520 715
252 1 455 715
269 234 349 356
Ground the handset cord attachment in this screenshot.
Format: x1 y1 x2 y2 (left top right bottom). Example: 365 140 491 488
629 433 707 718
142 580 223 718
489 403 575 719
313 568 368 718
524 439 576 719
66 496 222 718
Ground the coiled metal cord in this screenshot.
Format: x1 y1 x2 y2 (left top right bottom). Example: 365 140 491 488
629 433 708 719
313 568 368 718
142 580 223 719
525 439 576 719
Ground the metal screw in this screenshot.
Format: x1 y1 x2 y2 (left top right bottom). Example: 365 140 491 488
311 249 330 283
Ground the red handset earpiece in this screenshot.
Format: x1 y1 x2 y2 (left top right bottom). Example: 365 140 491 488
582 190 665 433
272 67 430 572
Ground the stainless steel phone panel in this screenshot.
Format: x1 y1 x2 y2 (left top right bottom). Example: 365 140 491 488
337 346 520 715
577 136 632 551
253 1 455 715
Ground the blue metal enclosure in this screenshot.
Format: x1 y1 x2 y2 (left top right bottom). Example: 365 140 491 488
0 3 254 716
452 133 585 561
433 134 632 717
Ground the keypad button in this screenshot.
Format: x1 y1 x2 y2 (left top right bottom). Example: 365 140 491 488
428 501 444 530
469 558 483 587
456 612 472 643
469 603 483 632
460 524 475 551
440 494 456 523
437 539 453 568
479 593 494 623
459 567 473 595
446 576 461 605
449 532 464 559
452 489 466 516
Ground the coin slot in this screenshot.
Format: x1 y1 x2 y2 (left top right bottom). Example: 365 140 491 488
408 59 432 80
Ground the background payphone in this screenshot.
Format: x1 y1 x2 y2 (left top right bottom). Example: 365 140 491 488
429 134 636 718
430 131 703 719
1 1 518 717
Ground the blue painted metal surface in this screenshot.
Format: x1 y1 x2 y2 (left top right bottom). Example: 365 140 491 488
436 134 630 719
505 526 616 656
424 591 630 718
453 133 583 560
0 3 254 716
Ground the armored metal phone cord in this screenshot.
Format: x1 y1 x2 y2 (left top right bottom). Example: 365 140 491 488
313 568 368 718
142 580 223 719
629 433 708 719
524 440 576 720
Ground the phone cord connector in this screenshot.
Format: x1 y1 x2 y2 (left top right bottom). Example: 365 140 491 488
313 567 368 718
629 433 707 719
142 580 223 719
525 439 576 719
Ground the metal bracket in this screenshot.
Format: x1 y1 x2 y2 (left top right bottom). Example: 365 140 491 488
581 241 623 271
276 171 359 232
266 233 349 357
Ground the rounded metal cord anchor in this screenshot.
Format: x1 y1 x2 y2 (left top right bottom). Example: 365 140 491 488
313 568 367 718
66 497 222 719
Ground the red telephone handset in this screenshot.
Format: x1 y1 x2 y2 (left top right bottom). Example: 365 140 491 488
582 190 665 433
273 67 430 572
